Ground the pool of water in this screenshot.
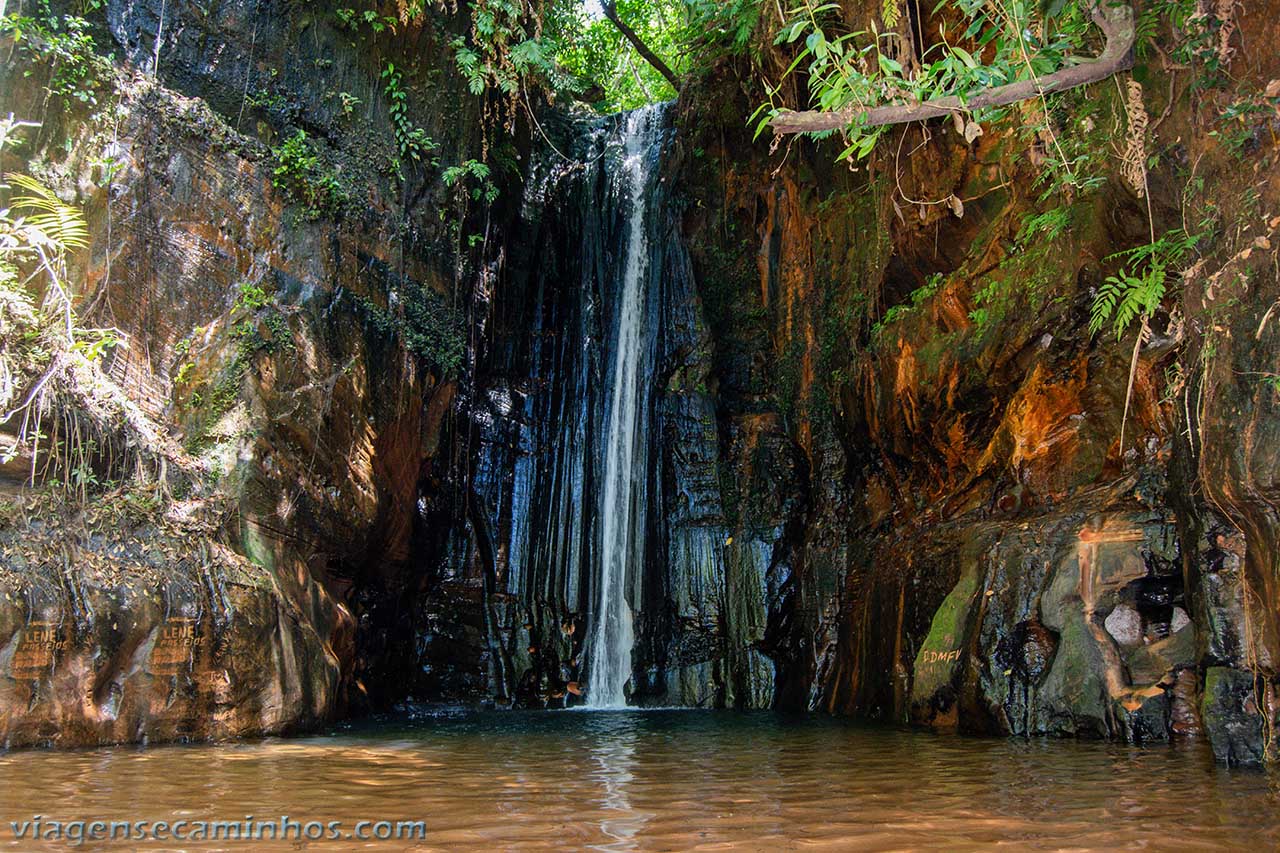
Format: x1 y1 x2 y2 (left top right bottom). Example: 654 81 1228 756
0 709 1276 850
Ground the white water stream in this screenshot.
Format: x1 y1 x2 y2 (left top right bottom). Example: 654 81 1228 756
587 105 663 708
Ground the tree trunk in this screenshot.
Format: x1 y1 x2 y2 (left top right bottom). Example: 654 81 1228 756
600 0 681 92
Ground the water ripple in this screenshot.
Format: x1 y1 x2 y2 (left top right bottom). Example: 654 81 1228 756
0 710 1275 850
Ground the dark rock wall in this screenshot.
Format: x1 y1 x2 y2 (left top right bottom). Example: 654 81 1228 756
433 108 773 709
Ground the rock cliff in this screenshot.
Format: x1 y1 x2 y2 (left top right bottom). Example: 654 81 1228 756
0 0 1277 764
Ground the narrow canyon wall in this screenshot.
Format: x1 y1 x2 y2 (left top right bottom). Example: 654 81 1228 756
0 0 490 744
670 0 1280 761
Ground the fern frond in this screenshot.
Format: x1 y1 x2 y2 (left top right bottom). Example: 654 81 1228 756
1121 80 1148 197
1112 278 1145 339
1089 277 1122 337
883 0 901 28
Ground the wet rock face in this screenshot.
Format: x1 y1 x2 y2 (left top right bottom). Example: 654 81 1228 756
0 0 474 744
1201 667 1275 766
1 0 1276 768
0 511 347 747
441 110 775 710
893 512 1195 739
669 0 1280 763
1004 619 1058 684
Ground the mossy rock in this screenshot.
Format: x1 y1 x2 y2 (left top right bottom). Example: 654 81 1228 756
911 567 982 721
1036 615 1111 737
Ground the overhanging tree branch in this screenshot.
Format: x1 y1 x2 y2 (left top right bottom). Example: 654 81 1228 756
600 0 681 92
770 1 1134 134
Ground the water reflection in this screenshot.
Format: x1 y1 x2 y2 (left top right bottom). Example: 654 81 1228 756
0 710 1276 850
588 715 645 851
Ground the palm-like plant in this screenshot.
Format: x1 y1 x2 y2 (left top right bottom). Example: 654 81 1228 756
2 170 90 343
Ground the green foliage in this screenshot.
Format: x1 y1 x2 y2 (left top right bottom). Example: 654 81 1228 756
230 280 293 353
0 118 132 498
1023 91 1112 201
325 0 763 117
347 283 467 376
234 281 270 313
759 0 1096 157
1134 0 1229 85
335 91 363 119
184 360 247 453
441 0 563 98
270 130 348 219
1 159 107 388
381 63 439 167
1090 229 1203 339
552 0 762 112
383 0 760 114
1209 95 1275 159
3 173 90 252
243 67 288 113
402 291 466 375
442 160 498 203
1 10 108 108
755 0 1235 165
685 0 763 56
553 0 681 111
882 0 901 28
872 272 944 336
231 312 294 359
774 336 806 420
1015 206 1073 245
335 7 399 33
962 203 1082 335
183 282 293 451
229 280 293 357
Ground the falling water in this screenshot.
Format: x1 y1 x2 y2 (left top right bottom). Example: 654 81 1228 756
587 106 663 708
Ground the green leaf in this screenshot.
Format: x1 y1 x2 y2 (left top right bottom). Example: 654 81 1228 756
878 54 903 74
952 46 978 68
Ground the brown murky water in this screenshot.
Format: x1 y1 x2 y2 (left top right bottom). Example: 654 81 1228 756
0 709 1277 851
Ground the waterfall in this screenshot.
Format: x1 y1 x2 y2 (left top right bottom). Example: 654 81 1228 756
587 105 664 708
464 98 771 710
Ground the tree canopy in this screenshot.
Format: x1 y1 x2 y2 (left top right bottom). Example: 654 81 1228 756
551 0 762 112
385 0 1230 163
